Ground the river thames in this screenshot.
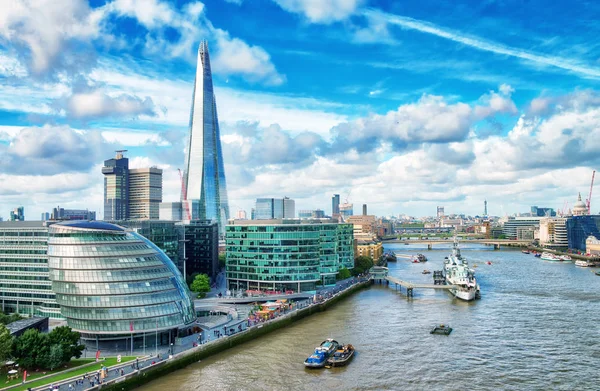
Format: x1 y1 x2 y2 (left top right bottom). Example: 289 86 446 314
143 243 600 390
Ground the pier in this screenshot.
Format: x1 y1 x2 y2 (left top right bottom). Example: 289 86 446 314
370 266 456 297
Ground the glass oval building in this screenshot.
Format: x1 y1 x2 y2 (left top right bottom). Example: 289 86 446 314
47 221 196 345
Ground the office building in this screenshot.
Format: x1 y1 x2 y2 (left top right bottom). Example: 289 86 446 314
437 206 445 218
332 194 340 216
254 197 295 219
567 215 600 251
362 204 367 216
586 236 600 256
298 209 325 219
102 151 129 220
159 202 183 221
502 217 543 240
183 40 229 237
0 221 61 318
41 212 50 221
184 220 219 279
531 206 556 217
10 207 24 221
51 207 96 221
539 217 568 248
129 167 163 219
226 219 354 292
47 221 196 346
339 203 353 220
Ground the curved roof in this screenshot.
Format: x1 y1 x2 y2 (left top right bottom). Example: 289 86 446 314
54 221 125 231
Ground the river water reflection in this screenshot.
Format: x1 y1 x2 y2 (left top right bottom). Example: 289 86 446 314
143 244 600 390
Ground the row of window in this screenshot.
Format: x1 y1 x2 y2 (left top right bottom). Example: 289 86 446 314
60 302 181 321
48 256 164 270
52 279 176 295
58 289 178 308
49 267 172 283
68 313 187 333
226 273 320 282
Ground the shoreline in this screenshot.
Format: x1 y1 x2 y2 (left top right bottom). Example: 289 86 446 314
98 280 371 391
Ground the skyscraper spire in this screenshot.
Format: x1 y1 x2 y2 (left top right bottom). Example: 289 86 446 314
183 41 230 236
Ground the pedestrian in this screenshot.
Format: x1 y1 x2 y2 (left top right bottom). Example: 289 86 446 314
121 369 124 376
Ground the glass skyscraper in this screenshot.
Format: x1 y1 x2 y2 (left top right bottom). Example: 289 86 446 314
183 41 229 236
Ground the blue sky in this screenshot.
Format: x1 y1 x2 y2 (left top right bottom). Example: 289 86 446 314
1 0 599 220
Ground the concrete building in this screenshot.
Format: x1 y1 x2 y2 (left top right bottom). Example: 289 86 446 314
572 193 588 216
502 217 543 240
10 207 24 221
235 210 247 220
183 41 230 237
129 167 163 219
47 221 196 347
225 219 354 292
437 206 444 218
539 217 568 248
339 203 353 220
0 221 61 318
51 207 96 221
356 241 383 261
586 236 600 256
254 197 295 219
159 202 183 221
102 151 129 220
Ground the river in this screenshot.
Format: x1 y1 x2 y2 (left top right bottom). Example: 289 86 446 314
143 244 600 390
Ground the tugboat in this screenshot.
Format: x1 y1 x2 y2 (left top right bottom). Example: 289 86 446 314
430 324 452 335
304 339 339 369
327 344 355 367
384 252 397 262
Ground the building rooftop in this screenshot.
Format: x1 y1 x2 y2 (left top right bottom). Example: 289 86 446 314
6 317 49 335
0 221 46 228
227 218 341 226
56 221 125 231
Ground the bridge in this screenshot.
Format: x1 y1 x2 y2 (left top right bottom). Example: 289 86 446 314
370 266 456 297
385 238 530 249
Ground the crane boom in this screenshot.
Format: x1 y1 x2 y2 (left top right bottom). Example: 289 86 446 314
587 170 596 215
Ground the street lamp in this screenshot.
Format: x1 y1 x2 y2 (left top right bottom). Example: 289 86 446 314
170 343 174 356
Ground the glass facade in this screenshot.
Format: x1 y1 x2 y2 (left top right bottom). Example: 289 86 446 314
0 222 61 318
183 41 229 237
47 221 196 341
226 222 354 292
566 215 600 251
102 153 129 220
184 220 219 279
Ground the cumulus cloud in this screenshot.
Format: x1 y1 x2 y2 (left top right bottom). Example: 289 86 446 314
59 90 159 119
272 0 364 23
0 0 101 77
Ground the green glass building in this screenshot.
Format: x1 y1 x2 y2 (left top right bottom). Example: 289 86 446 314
226 220 354 292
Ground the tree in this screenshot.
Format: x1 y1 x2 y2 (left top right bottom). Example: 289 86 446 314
352 256 374 276
0 313 23 326
190 274 211 297
48 344 64 371
218 253 226 270
13 329 48 369
0 324 13 361
48 326 84 362
337 268 351 280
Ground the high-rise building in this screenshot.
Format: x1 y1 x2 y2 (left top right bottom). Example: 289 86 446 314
129 167 163 219
183 41 229 237
159 202 183 221
50 207 96 221
184 220 219 279
332 194 340 216
339 203 353 220
102 151 129 220
254 197 295 219
10 207 24 221
484 200 488 216
41 212 50 221
531 205 556 217
235 210 247 219
362 204 367 216
437 206 445 218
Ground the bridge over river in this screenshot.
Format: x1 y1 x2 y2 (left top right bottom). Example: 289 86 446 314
384 238 530 249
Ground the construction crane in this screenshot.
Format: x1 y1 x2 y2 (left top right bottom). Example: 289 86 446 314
178 169 191 221
587 170 596 215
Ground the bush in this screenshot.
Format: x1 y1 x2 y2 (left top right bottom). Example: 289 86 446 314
337 268 351 280
190 274 211 297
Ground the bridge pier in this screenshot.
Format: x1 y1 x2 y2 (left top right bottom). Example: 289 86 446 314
427 243 432 250
407 288 413 297
494 243 500 250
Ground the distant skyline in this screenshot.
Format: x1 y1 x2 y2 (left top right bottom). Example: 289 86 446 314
0 0 599 219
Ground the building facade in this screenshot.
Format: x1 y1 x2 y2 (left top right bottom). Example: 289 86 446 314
0 221 61 319
332 194 340 216
184 220 219 279
47 221 196 345
51 207 96 221
183 41 229 237
339 203 353 220
159 202 183 221
254 197 295 220
567 215 600 251
102 151 129 220
502 217 543 240
10 207 24 222
356 241 383 261
226 220 354 292
586 236 600 256
129 168 163 220
539 217 568 248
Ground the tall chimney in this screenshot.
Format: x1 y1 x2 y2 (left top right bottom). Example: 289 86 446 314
363 204 367 216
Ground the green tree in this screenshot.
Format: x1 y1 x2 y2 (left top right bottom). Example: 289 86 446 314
13 329 49 369
0 313 23 326
0 324 13 361
48 326 84 362
190 274 211 297
218 253 226 270
337 268 351 281
47 344 64 370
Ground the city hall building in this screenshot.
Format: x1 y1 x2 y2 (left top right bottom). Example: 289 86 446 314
225 219 354 293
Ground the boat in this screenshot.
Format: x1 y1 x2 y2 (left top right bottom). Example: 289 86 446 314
534 253 541 258
417 254 428 262
430 324 452 335
384 252 397 262
575 260 589 267
486 261 492 265
559 255 572 262
443 237 480 301
304 339 339 369
326 344 355 367
522 250 530 254
540 252 560 262
422 269 431 274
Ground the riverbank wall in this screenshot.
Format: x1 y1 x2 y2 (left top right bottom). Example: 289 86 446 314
528 246 600 262
98 280 371 391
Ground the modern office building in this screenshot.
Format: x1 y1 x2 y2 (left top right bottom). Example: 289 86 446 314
0 221 61 319
129 167 163 219
298 209 325 219
184 220 219 279
531 206 556 217
339 203 353 221
254 197 295 219
10 207 24 221
566 215 600 251
436 206 445 218
102 151 129 220
41 213 50 221
539 217 568 248
51 207 96 221
159 202 183 221
47 221 196 347
183 40 229 237
502 217 543 240
332 194 340 216
226 219 354 292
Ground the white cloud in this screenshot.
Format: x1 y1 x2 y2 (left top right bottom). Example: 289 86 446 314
273 0 364 23
61 90 159 119
104 0 175 29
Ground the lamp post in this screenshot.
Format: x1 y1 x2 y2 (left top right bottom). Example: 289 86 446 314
180 231 189 281
170 343 174 356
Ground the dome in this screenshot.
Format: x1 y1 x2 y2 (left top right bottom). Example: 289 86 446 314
573 193 588 216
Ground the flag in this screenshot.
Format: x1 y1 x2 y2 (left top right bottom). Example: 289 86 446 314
95 350 101 360
22 371 27 382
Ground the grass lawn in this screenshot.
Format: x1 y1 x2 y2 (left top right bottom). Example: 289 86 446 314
2 356 136 391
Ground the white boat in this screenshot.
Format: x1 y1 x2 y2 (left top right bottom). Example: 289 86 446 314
574 260 589 267
540 252 560 262
559 255 572 262
443 238 480 301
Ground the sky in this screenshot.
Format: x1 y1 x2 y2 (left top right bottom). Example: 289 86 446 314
1 0 600 220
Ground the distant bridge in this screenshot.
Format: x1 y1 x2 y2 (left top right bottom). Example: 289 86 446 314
385 239 530 249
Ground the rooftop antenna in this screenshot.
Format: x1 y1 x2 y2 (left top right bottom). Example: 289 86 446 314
115 150 128 159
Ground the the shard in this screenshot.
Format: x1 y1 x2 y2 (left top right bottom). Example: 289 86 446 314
183 41 229 236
